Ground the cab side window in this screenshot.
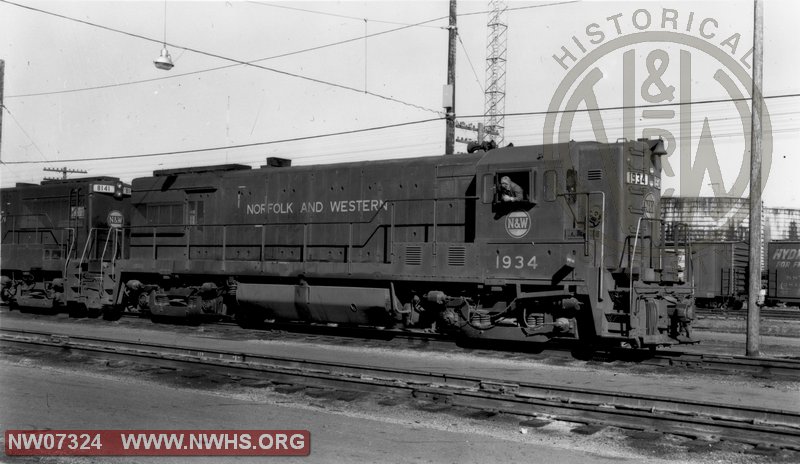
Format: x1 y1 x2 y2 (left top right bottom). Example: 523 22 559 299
495 171 532 203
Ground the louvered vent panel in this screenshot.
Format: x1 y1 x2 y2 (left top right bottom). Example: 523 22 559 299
448 246 466 266
587 169 603 181
405 246 422 266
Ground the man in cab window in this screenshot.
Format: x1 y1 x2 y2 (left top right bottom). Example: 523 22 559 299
499 176 524 202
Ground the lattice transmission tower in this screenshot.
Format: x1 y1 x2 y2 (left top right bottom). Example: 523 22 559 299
483 0 507 145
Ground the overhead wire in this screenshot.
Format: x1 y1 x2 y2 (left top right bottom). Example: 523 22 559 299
457 33 485 94
5 14 449 99
2 0 581 99
2 93 798 166
3 0 796 175
1 117 445 165
0 105 50 164
3 97 797 169
454 92 800 120
246 1 446 29
0 0 443 114
458 1 581 18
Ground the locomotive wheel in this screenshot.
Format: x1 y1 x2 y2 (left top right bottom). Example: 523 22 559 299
102 305 123 321
236 310 265 329
86 306 102 318
68 302 88 318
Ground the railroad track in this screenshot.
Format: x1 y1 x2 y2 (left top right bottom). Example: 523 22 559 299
696 307 800 321
137 316 800 381
630 349 800 381
4 308 800 380
1 327 799 451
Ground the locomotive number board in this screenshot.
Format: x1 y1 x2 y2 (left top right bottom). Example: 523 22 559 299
626 171 660 188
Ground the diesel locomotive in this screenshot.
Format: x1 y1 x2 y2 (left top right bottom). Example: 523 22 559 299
0 177 131 316
1 138 696 348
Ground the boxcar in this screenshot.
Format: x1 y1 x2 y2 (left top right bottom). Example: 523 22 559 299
689 241 748 308
766 240 800 305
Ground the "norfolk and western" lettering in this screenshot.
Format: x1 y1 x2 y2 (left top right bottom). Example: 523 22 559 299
245 199 387 215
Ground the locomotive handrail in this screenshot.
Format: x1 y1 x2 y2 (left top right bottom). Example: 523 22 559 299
1 212 77 265
130 194 478 265
99 228 123 266
1 212 57 229
1 213 59 245
629 217 664 272
63 227 77 275
629 217 674 312
669 222 693 288
78 227 117 270
630 217 646 314
78 228 96 271
125 195 479 231
558 191 605 302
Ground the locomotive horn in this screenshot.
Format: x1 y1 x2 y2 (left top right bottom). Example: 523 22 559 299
650 139 667 156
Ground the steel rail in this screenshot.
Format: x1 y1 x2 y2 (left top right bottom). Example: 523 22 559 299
696 308 800 321
620 349 800 381
9 309 800 380
4 308 799 380
1 327 799 450
121 315 800 381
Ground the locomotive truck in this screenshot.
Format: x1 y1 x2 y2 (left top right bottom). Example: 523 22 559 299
108 138 695 348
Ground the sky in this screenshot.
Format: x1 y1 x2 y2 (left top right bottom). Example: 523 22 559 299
0 0 798 208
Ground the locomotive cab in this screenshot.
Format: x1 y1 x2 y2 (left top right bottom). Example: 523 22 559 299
467 139 694 348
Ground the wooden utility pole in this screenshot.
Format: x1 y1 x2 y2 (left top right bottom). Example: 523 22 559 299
43 166 88 180
746 0 764 357
444 0 457 155
0 59 5 161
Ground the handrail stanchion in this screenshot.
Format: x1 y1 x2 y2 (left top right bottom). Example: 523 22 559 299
348 223 353 273
100 229 111 262
222 225 227 272
630 217 645 315
302 224 308 263
261 224 266 262
63 228 76 275
389 202 396 264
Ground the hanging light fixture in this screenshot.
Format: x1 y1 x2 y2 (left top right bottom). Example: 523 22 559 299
154 47 173 70
153 0 174 70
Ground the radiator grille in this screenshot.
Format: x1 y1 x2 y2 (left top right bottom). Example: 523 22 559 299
447 246 466 266
405 246 422 266
587 169 603 181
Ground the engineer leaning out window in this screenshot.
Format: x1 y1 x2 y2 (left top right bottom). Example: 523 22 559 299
499 176 524 202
